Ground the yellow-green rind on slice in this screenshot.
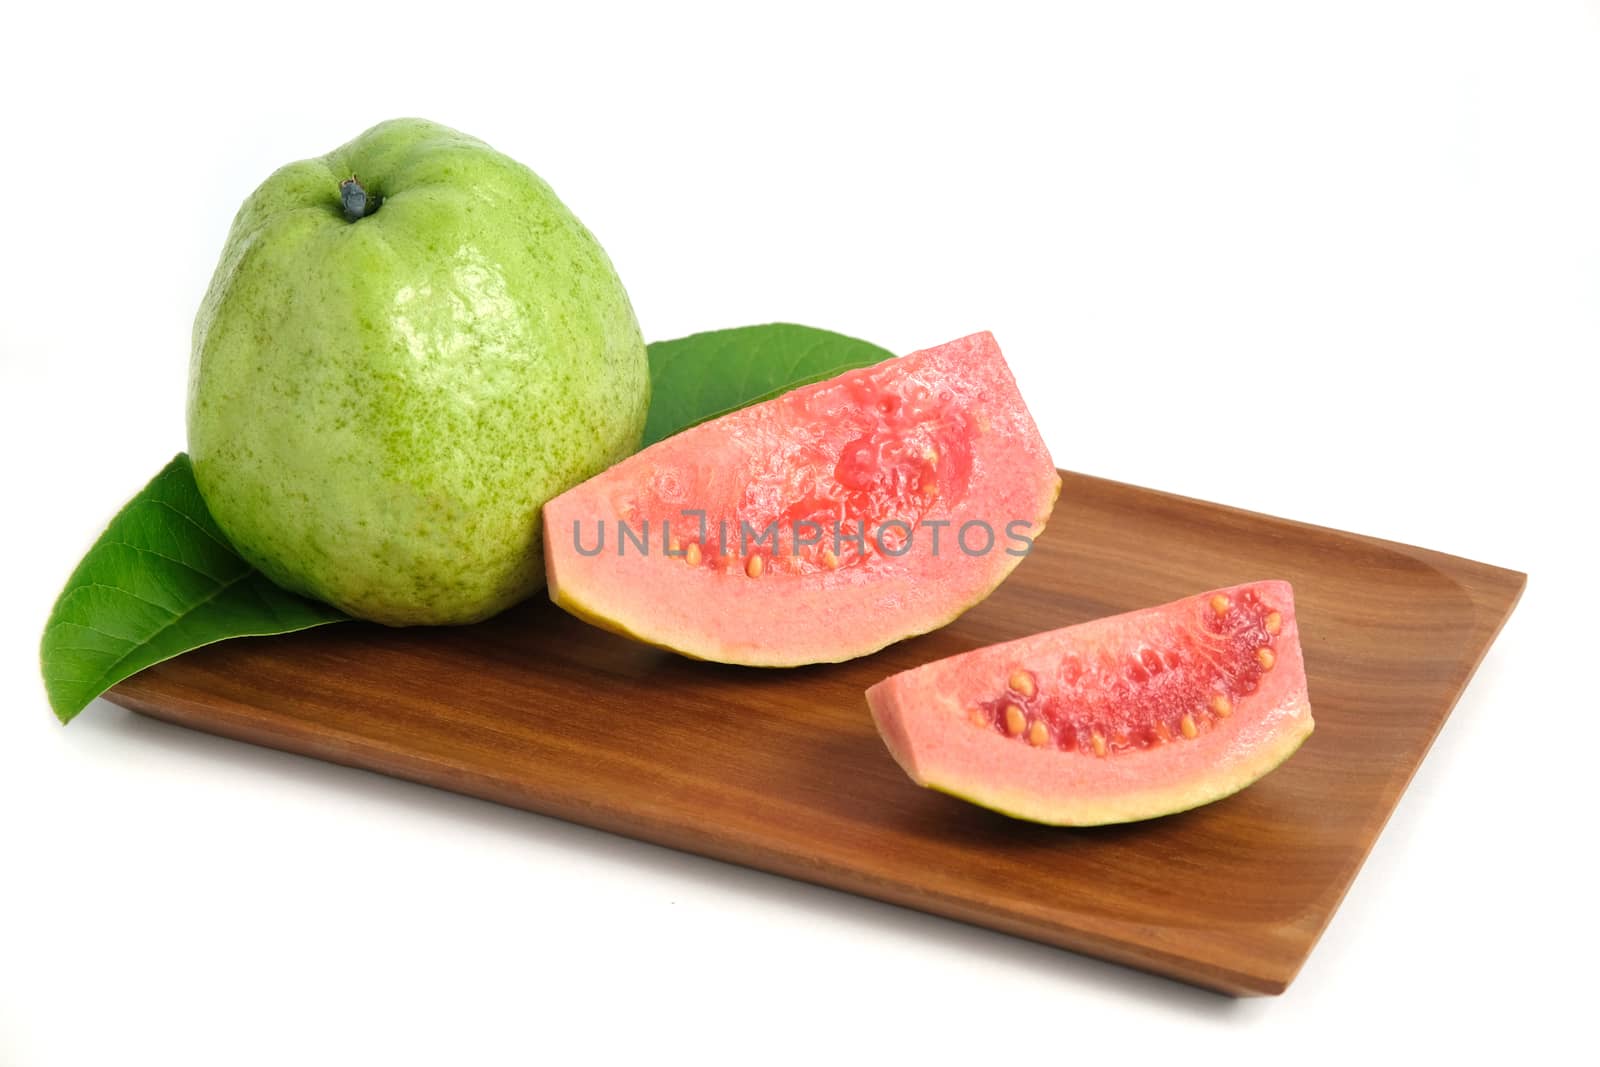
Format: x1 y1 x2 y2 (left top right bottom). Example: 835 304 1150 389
924 724 1312 827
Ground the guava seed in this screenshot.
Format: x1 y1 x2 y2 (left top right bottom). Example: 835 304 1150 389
1004 704 1027 737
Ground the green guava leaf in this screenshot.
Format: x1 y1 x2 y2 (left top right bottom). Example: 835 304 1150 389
40 454 348 723
643 323 894 447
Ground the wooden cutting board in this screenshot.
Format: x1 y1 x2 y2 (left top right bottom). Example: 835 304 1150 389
105 471 1524 996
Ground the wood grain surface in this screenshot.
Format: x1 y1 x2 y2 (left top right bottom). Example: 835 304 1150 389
106 471 1525 996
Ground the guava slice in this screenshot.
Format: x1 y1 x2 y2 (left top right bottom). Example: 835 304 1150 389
543 332 1060 665
866 581 1314 825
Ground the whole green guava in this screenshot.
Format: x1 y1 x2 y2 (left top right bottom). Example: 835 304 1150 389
188 118 649 625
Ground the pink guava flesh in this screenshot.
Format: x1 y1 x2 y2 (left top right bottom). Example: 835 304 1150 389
542 332 1060 665
865 581 1314 825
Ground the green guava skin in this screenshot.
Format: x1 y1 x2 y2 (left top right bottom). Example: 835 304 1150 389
187 119 649 626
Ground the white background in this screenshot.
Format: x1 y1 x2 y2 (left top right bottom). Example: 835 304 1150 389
2 1 1592 1062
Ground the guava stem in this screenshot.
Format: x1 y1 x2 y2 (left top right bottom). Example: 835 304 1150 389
339 175 375 222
